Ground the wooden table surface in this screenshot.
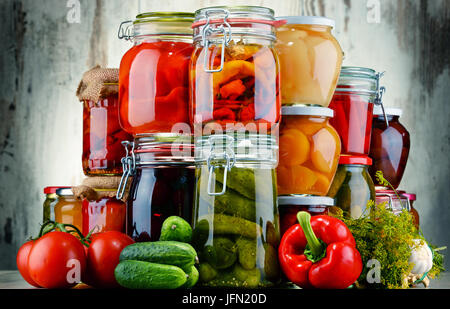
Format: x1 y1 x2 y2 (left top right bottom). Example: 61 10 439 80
0 271 449 289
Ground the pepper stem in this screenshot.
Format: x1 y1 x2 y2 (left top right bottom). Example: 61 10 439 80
297 211 324 258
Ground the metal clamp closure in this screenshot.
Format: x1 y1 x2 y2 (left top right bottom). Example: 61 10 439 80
201 9 232 73
116 140 136 199
206 135 236 196
375 71 389 127
118 20 133 40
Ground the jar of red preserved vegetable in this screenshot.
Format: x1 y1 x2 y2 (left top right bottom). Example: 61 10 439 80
369 107 410 189
190 6 281 133
77 66 132 176
116 136 194 242
118 12 195 136
278 195 335 236
329 67 386 156
403 192 419 229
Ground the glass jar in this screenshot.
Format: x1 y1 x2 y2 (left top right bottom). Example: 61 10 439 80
118 12 195 136
329 67 385 155
82 191 126 236
277 106 341 196
328 155 376 219
190 6 281 134
83 96 132 175
277 195 335 236
375 189 410 216
43 186 71 222
403 192 419 229
54 188 83 232
369 107 410 189
192 133 280 288
275 16 343 107
117 136 195 242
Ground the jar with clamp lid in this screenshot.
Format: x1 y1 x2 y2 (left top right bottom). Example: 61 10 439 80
190 6 282 134
328 67 386 155
118 12 195 136
191 133 281 288
116 135 195 242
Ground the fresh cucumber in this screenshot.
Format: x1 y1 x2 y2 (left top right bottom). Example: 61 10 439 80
114 260 187 289
160 216 193 243
119 241 198 272
182 265 199 288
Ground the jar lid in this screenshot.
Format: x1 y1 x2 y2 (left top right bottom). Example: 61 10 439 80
373 106 403 117
278 195 335 206
55 188 74 196
375 189 408 198
44 186 71 194
134 12 195 24
402 193 416 201
339 155 373 166
281 105 334 117
277 16 335 28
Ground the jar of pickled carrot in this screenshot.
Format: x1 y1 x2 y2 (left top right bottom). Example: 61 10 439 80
329 67 385 155
53 188 83 232
369 107 410 189
190 6 281 133
77 67 133 176
276 16 343 107
118 12 195 136
278 195 335 236
277 106 341 196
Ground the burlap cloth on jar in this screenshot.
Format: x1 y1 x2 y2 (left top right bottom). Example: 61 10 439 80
72 176 130 202
76 65 119 102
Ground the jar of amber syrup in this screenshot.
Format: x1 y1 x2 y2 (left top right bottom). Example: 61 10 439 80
118 12 195 136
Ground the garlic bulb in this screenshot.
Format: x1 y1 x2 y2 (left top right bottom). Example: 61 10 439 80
408 239 433 275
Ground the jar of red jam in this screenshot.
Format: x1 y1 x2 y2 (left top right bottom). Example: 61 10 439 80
118 12 195 136
190 6 281 134
78 67 132 176
278 195 335 236
116 136 195 242
369 107 410 189
329 67 385 156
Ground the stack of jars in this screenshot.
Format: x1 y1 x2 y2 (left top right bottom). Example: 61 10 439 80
275 16 343 230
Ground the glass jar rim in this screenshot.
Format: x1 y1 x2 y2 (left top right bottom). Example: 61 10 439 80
339 155 372 166
281 105 334 117
278 195 335 206
373 106 403 117
134 12 195 24
194 6 275 21
276 16 335 28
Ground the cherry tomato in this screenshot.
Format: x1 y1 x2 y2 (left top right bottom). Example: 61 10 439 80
84 231 134 288
16 240 40 288
28 232 87 289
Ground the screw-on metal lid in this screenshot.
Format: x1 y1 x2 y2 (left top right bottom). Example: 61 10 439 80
277 16 335 28
278 195 335 206
55 188 74 196
281 105 334 117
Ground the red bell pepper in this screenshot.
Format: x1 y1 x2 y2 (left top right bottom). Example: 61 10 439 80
278 212 362 289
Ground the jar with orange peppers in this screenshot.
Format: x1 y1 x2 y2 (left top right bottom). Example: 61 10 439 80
190 6 281 134
118 12 195 136
277 106 341 196
275 16 343 107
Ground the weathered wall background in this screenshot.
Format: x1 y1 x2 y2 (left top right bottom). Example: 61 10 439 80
0 0 449 269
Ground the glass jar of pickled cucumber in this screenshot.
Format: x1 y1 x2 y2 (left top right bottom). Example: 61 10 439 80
116 135 195 242
277 106 341 196
192 133 281 288
328 155 376 219
276 16 343 107
53 188 83 233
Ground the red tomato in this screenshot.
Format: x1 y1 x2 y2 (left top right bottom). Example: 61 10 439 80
84 231 134 288
16 240 40 288
28 232 87 289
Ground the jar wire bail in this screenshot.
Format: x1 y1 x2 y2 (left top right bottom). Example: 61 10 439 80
206 135 236 196
116 140 136 199
118 20 133 40
375 71 389 127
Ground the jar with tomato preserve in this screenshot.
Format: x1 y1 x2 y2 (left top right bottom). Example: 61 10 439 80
43 186 71 223
329 67 386 155
403 192 419 229
369 106 410 189
77 66 132 176
275 16 343 107
118 12 195 136
278 195 335 236
116 136 195 242
328 155 376 219
53 188 83 233
277 106 341 196
190 6 281 134
192 133 280 287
